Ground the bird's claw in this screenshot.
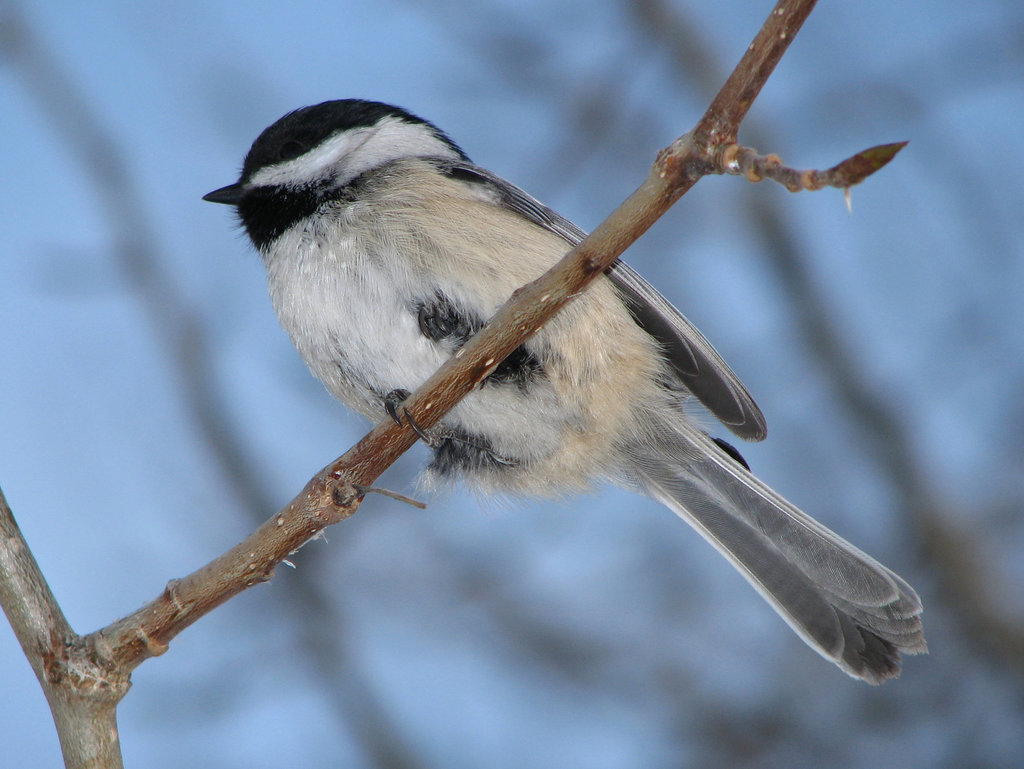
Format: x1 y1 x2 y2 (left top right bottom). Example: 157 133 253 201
383 388 434 445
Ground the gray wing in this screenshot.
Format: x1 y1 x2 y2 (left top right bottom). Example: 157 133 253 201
605 261 766 440
445 161 767 441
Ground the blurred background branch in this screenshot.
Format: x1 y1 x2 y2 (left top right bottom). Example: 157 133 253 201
0 6 427 768
2 0 1022 767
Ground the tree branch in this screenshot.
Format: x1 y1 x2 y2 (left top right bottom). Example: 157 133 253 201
90 0 835 672
693 0 818 146
0 486 72 687
2 0 919 762
0 486 126 768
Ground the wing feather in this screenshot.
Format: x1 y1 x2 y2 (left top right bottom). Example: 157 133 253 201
628 422 925 682
442 160 766 440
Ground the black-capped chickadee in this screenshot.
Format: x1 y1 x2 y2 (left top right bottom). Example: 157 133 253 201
204 99 925 683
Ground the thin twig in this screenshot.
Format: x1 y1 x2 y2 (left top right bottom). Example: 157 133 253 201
352 484 428 510
717 142 907 191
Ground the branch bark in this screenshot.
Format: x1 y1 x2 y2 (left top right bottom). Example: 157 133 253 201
0 487 126 768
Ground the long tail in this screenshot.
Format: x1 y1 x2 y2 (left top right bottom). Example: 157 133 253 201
625 421 926 684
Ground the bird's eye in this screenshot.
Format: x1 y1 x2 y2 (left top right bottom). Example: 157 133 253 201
278 140 306 160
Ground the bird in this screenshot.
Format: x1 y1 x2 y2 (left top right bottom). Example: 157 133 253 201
204 98 925 683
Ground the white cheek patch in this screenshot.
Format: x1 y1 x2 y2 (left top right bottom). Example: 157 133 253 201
248 116 463 191
249 129 372 189
350 118 463 172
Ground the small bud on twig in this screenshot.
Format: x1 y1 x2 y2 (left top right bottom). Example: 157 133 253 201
717 141 907 192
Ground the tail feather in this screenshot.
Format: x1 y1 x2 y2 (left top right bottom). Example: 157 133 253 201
627 422 926 684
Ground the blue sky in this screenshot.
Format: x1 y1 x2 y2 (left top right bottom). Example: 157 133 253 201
3 1 1023 767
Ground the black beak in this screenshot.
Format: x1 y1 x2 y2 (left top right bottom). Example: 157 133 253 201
202 182 244 205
